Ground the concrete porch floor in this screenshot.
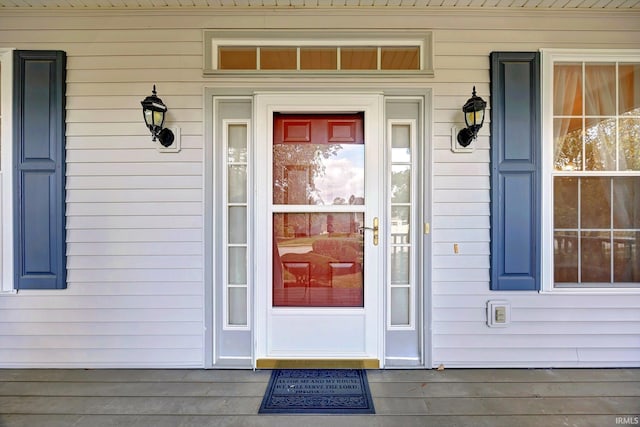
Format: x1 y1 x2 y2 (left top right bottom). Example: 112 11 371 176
0 368 639 427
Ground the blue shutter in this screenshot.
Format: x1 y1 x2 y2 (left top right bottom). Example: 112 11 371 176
490 52 540 291
13 51 67 290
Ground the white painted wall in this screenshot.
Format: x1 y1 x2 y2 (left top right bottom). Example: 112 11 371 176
0 8 638 367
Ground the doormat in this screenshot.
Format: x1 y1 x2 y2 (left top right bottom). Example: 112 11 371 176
258 369 375 414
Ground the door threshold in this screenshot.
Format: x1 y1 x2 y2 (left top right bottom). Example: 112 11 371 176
256 358 379 369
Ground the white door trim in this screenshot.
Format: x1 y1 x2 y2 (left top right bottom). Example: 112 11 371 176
204 86 433 369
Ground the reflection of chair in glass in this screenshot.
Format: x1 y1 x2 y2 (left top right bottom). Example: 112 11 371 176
313 238 362 280
329 263 358 288
281 252 334 288
280 237 362 289
282 262 310 287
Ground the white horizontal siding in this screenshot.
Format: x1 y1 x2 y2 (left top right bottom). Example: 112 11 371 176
1 308 202 323
0 8 638 368
0 335 203 349
66 242 202 256
435 321 640 334
0 321 204 335
0 349 203 367
0 296 202 309
66 163 202 176
66 216 202 229
67 176 202 189
433 216 490 229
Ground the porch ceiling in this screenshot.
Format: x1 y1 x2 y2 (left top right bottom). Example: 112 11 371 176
1 0 639 10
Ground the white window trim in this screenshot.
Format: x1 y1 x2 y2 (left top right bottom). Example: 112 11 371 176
0 48 14 294
540 48 640 294
203 29 434 77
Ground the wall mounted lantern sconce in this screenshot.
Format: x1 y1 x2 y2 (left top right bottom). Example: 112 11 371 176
141 85 175 147
456 86 487 148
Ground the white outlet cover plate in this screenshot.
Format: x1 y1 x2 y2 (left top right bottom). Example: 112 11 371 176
487 300 511 328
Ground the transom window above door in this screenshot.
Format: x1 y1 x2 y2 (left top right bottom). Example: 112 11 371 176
203 30 433 77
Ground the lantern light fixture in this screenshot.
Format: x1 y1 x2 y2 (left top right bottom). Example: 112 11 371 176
141 85 175 147
456 86 487 148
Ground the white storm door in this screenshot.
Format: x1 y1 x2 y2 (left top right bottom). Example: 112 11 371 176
254 93 384 362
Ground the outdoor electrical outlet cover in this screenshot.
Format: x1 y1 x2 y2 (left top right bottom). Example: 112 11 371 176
487 300 511 328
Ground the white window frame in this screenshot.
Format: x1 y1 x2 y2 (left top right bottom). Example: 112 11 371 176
386 118 418 330
541 48 640 294
203 30 434 78
222 118 251 331
0 48 14 293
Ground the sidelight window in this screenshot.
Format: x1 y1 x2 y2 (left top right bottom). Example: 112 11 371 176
224 121 250 327
388 121 416 327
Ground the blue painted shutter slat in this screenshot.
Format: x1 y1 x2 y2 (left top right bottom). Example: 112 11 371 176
490 52 540 291
13 50 67 290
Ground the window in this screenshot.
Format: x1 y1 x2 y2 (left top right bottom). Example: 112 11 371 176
388 120 417 328
216 44 420 72
224 120 250 328
204 30 433 77
543 50 640 290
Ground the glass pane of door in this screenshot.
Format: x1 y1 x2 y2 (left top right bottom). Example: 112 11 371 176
272 113 365 308
273 212 364 307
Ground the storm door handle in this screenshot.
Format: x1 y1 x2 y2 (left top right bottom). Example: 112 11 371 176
359 217 379 246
